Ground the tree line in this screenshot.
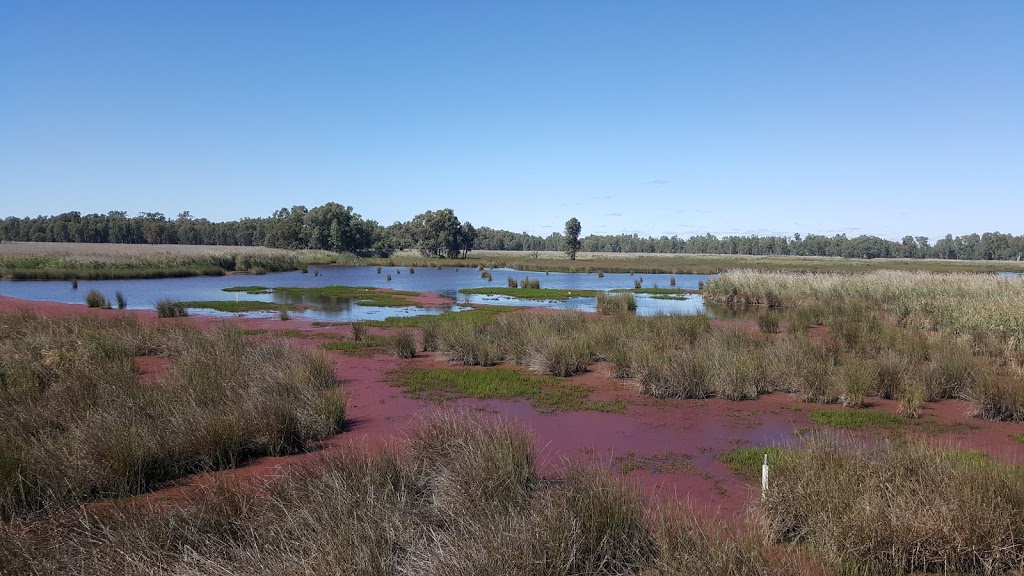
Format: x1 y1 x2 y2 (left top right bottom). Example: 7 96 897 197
2 206 1022 261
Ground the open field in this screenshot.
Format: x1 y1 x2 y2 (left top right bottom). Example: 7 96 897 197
0 242 342 279
376 249 1024 274
6 242 1024 279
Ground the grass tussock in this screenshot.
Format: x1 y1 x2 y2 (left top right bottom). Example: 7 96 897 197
0 314 344 520
84 289 110 308
758 436 1024 574
154 299 189 318
595 291 637 315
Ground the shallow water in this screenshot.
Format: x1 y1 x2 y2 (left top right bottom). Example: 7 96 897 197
0 266 712 321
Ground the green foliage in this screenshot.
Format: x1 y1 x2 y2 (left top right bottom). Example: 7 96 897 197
810 409 909 428
178 300 289 313
114 291 127 309
391 367 624 413
564 217 582 260
719 446 791 480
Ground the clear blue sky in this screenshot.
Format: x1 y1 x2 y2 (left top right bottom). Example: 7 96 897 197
2 1 1021 241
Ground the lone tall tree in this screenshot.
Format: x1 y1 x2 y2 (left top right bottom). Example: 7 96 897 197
564 217 582 260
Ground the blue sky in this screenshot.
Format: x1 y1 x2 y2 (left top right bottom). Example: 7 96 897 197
1 1 1021 241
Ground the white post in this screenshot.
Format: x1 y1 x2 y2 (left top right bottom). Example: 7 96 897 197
761 453 769 500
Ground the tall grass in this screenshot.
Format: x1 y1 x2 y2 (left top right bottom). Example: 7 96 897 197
0 413 667 575
0 314 344 519
758 436 1024 574
704 269 1024 344
0 243 342 279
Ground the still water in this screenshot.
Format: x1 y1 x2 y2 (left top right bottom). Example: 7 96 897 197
0 266 711 321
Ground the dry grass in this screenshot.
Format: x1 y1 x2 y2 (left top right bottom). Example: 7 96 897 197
758 436 1024 574
704 269 1024 343
0 242 341 279
0 314 344 520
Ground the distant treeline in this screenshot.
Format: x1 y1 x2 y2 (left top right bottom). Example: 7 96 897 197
2 205 1022 261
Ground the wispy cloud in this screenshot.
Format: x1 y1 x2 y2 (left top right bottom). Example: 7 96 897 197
644 179 670 187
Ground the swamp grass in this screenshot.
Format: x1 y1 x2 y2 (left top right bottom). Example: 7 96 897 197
0 243 343 280
704 269 1024 343
178 300 294 313
5 413 809 576
0 314 344 520
272 285 422 307
757 436 1024 574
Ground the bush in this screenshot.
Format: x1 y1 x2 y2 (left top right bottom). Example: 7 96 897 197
84 289 109 308
389 332 417 359
114 291 127 309
155 299 188 318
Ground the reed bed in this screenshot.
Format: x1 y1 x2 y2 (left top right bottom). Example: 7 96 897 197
0 412 830 575
426 305 1015 419
704 269 1024 344
0 314 344 520
0 243 341 279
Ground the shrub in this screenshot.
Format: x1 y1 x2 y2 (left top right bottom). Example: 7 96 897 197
278 307 289 321
389 332 417 359
114 291 127 310
507 276 517 288
155 299 188 318
84 289 109 308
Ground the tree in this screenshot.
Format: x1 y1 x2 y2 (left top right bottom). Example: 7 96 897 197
564 217 582 260
409 208 464 258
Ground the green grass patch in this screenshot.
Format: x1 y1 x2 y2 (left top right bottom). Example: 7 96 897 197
274 285 421 307
458 287 599 300
364 305 522 328
179 301 291 313
221 286 272 294
719 446 791 480
1012 433 1024 444
810 409 909 429
391 367 626 413
321 341 365 353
